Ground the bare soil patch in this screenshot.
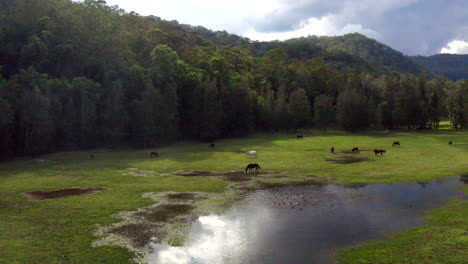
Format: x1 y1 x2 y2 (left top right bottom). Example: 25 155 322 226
25 187 108 200
137 204 195 222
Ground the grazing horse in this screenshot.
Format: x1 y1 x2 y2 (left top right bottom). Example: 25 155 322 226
331 146 335 154
90 154 94 159
296 135 304 140
246 150 257 158
352 147 359 153
392 141 400 146
449 141 453 145
150 151 159 158
209 143 215 149
245 163 261 173
374 149 386 156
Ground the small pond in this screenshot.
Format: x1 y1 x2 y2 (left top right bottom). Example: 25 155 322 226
148 176 466 264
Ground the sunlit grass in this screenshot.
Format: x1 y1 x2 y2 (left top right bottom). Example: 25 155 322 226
0 130 467 263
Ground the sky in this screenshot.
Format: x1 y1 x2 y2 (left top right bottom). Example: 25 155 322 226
98 0 467 56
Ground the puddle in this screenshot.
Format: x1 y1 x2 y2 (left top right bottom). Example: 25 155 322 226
25 187 108 200
147 176 466 264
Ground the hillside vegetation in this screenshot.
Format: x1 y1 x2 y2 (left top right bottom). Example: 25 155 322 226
0 0 467 159
411 54 468 81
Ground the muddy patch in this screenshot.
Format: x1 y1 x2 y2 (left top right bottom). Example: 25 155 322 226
326 155 372 164
25 187 108 200
111 223 165 247
166 193 198 200
93 191 212 254
137 204 195 222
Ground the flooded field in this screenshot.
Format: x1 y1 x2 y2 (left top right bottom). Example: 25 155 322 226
147 176 466 264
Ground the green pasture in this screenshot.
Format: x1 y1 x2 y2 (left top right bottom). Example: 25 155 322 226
0 130 467 263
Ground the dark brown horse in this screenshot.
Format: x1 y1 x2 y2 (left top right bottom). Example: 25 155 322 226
245 163 261 173
352 147 359 153
150 151 159 158
374 149 386 156
449 141 453 145
296 135 304 140
90 154 94 159
331 146 335 154
209 143 215 148
392 141 400 146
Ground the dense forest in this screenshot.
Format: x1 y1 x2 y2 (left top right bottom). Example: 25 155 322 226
0 0 467 158
411 54 468 81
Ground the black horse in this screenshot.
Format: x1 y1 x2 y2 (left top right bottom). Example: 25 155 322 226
449 141 453 145
374 149 386 156
392 141 400 146
331 146 335 154
245 163 261 173
150 151 159 158
296 135 304 140
209 143 215 148
352 147 359 153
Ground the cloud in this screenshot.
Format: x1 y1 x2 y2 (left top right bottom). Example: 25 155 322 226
99 0 467 55
244 15 381 42
440 40 468 54
245 0 467 55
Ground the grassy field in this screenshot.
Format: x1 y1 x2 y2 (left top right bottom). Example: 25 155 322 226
0 130 467 263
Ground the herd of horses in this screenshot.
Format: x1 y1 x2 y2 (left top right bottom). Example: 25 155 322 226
145 137 407 173
88 136 456 174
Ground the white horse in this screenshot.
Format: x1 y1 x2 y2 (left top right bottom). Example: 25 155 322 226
246 150 257 158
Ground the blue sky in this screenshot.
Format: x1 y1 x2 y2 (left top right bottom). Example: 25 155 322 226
96 0 467 55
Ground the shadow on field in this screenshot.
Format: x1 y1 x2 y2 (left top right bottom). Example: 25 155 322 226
25 187 109 200
325 155 373 164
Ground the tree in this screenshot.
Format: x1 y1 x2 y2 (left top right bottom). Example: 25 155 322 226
101 80 129 145
71 77 101 147
288 88 311 129
199 77 223 140
336 88 369 131
313 94 335 131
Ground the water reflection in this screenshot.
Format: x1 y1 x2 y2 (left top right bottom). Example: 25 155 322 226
148 176 466 264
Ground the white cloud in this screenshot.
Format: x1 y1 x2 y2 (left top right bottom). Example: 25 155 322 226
102 0 282 33
244 15 381 42
440 40 468 54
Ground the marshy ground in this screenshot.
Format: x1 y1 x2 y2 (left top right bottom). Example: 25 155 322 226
0 130 467 264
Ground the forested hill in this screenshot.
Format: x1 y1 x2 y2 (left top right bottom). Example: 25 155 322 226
287 33 428 75
410 54 468 81
0 0 466 158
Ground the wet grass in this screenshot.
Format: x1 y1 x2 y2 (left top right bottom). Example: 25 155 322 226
0 130 467 263
335 185 468 264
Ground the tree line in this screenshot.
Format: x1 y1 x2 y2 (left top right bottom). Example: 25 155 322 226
0 0 466 157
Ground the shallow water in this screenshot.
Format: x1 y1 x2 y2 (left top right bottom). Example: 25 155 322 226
148 176 466 264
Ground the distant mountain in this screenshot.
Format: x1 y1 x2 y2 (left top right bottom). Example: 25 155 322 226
291 33 429 75
410 54 468 81
173 25 468 80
